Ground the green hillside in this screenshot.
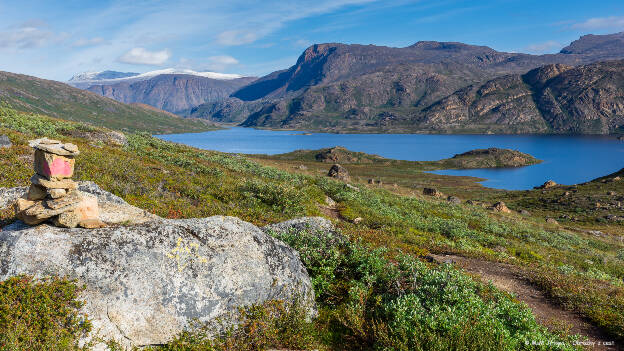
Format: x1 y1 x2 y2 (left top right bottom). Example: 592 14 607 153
0 71 215 134
1 106 622 349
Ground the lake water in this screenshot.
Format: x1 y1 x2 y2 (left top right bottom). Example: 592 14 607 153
158 127 624 190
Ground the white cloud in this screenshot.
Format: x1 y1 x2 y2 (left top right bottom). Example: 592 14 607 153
205 55 239 71
72 37 108 47
0 21 56 50
117 47 171 65
210 0 377 46
208 55 238 65
572 16 624 30
178 55 241 72
524 40 561 54
216 30 258 46
0 0 385 79
293 39 312 48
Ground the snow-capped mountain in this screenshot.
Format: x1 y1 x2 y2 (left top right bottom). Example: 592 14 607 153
68 68 244 88
69 70 140 82
69 68 256 115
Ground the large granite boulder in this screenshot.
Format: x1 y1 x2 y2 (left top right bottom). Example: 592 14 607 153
0 186 315 349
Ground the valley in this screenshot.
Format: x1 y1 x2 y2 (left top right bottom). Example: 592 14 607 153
0 7 623 348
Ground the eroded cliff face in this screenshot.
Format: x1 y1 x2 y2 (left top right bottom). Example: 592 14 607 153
194 33 624 134
234 60 624 134
87 75 256 115
420 61 624 134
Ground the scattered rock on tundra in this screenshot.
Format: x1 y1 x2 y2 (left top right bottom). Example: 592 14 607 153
490 201 511 213
423 187 443 197
546 217 559 225
535 180 558 189
0 135 11 148
327 164 350 181
447 196 461 204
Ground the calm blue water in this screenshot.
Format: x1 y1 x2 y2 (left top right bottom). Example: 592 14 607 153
158 127 624 190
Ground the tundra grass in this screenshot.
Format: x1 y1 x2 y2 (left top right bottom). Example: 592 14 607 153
0 106 621 348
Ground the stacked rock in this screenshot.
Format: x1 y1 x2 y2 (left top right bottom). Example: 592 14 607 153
15 138 105 229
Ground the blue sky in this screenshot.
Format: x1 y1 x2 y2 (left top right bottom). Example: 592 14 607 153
0 0 623 81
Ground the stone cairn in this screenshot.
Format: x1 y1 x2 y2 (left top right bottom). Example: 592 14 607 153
15 138 105 229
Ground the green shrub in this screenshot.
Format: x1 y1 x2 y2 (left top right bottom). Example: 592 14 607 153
158 300 318 351
0 276 91 350
0 104 80 137
270 226 579 350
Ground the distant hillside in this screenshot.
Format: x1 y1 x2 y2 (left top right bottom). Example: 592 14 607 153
86 74 256 115
0 71 214 134
192 32 624 134
420 61 624 134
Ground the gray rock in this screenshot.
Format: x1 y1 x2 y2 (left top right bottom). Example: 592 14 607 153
77 181 128 206
0 216 315 348
546 217 559 225
0 186 27 209
106 131 128 146
327 164 350 181
0 135 11 148
447 196 461 204
263 217 346 250
423 187 442 197
345 183 360 191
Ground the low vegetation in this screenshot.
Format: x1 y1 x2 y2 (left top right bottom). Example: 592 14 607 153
1 105 622 349
0 72 216 134
0 276 91 350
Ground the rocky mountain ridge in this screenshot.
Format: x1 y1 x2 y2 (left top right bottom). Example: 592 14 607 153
193 32 624 134
419 61 624 134
85 74 256 115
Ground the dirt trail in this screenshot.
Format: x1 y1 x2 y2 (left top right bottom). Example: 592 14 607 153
429 254 620 351
319 196 345 221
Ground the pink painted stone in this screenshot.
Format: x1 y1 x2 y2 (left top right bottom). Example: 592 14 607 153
34 149 75 180
44 158 73 178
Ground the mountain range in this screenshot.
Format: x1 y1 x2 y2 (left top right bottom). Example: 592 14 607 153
73 32 624 134
68 69 256 115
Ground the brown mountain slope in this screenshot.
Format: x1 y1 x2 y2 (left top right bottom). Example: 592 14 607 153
237 60 624 134
232 33 624 103
193 32 624 134
420 61 624 134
